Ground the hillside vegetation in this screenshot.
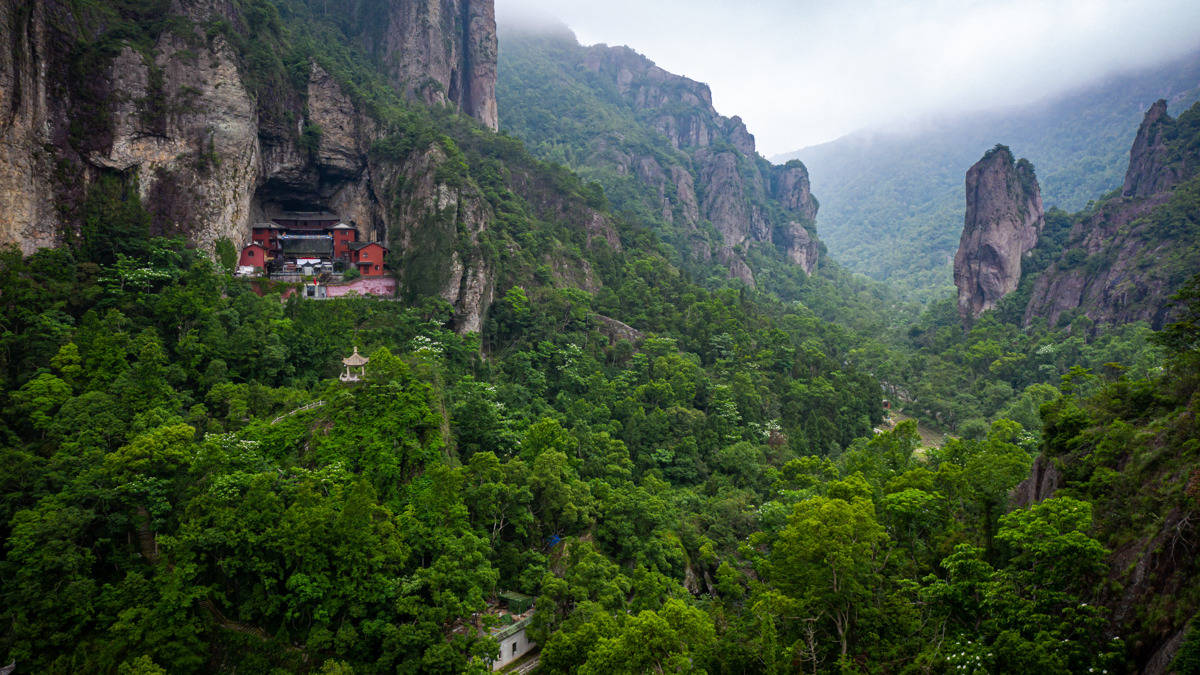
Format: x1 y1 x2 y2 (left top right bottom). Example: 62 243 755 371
0 2 1197 673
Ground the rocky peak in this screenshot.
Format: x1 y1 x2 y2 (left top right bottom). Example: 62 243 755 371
571 41 819 276
581 44 723 151
953 145 1044 323
381 0 498 130
1122 99 1182 199
770 161 818 221
726 117 757 156
1022 99 1200 331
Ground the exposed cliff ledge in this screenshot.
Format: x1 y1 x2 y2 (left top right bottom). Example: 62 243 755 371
953 145 1044 324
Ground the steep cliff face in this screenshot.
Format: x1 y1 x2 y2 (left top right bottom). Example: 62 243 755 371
953 145 1044 323
577 42 820 279
380 0 498 130
0 0 263 252
1020 193 1178 328
0 0 516 331
0 1 58 252
497 28 821 283
1023 100 1200 329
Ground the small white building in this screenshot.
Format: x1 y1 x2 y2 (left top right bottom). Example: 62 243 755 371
490 614 535 671
486 590 536 671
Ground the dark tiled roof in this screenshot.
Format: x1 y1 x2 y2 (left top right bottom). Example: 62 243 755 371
347 241 388 251
275 212 339 221
280 236 333 255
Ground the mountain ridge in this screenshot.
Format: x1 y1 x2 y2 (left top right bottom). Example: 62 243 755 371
497 25 822 287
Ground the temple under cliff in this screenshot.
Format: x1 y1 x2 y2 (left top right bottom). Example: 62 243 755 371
237 211 389 281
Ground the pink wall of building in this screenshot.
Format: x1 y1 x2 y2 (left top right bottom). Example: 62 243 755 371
325 277 397 298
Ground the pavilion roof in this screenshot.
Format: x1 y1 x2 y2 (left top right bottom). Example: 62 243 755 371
342 346 369 367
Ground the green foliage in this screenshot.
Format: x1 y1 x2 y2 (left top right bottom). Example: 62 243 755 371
6 3 1198 673
1175 623 1200 675
213 238 238 273
298 122 323 156
76 173 153 266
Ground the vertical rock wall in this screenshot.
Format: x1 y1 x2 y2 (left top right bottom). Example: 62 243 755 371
0 0 66 253
381 0 498 130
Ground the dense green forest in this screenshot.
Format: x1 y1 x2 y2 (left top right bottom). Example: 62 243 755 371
778 51 1200 303
5 224 1198 672
1 1 1199 673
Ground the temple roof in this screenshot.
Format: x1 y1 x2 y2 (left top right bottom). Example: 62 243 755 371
280 236 333 255
275 211 340 221
342 346 369 367
347 241 389 251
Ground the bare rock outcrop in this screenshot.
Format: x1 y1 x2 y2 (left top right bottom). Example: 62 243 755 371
771 161 818 221
307 63 376 179
1011 454 1062 507
1021 193 1177 329
0 0 62 253
99 35 260 249
381 0 498 130
594 315 643 344
954 145 1044 323
778 222 820 274
697 149 768 247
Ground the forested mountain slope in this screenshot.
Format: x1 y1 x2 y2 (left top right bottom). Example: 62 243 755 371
496 24 823 290
0 1 1198 673
777 50 1200 303
0 1 887 671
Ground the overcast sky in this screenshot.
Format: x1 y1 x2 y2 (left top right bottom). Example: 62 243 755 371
496 0 1200 156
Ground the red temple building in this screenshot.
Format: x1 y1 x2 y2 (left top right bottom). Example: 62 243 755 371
238 242 268 269
348 242 389 276
237 212 388 280
332 223 357 259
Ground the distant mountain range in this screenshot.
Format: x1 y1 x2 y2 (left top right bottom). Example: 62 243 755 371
774 49 1200 303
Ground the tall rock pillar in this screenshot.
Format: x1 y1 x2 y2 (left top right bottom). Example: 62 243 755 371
953 145 1044 324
